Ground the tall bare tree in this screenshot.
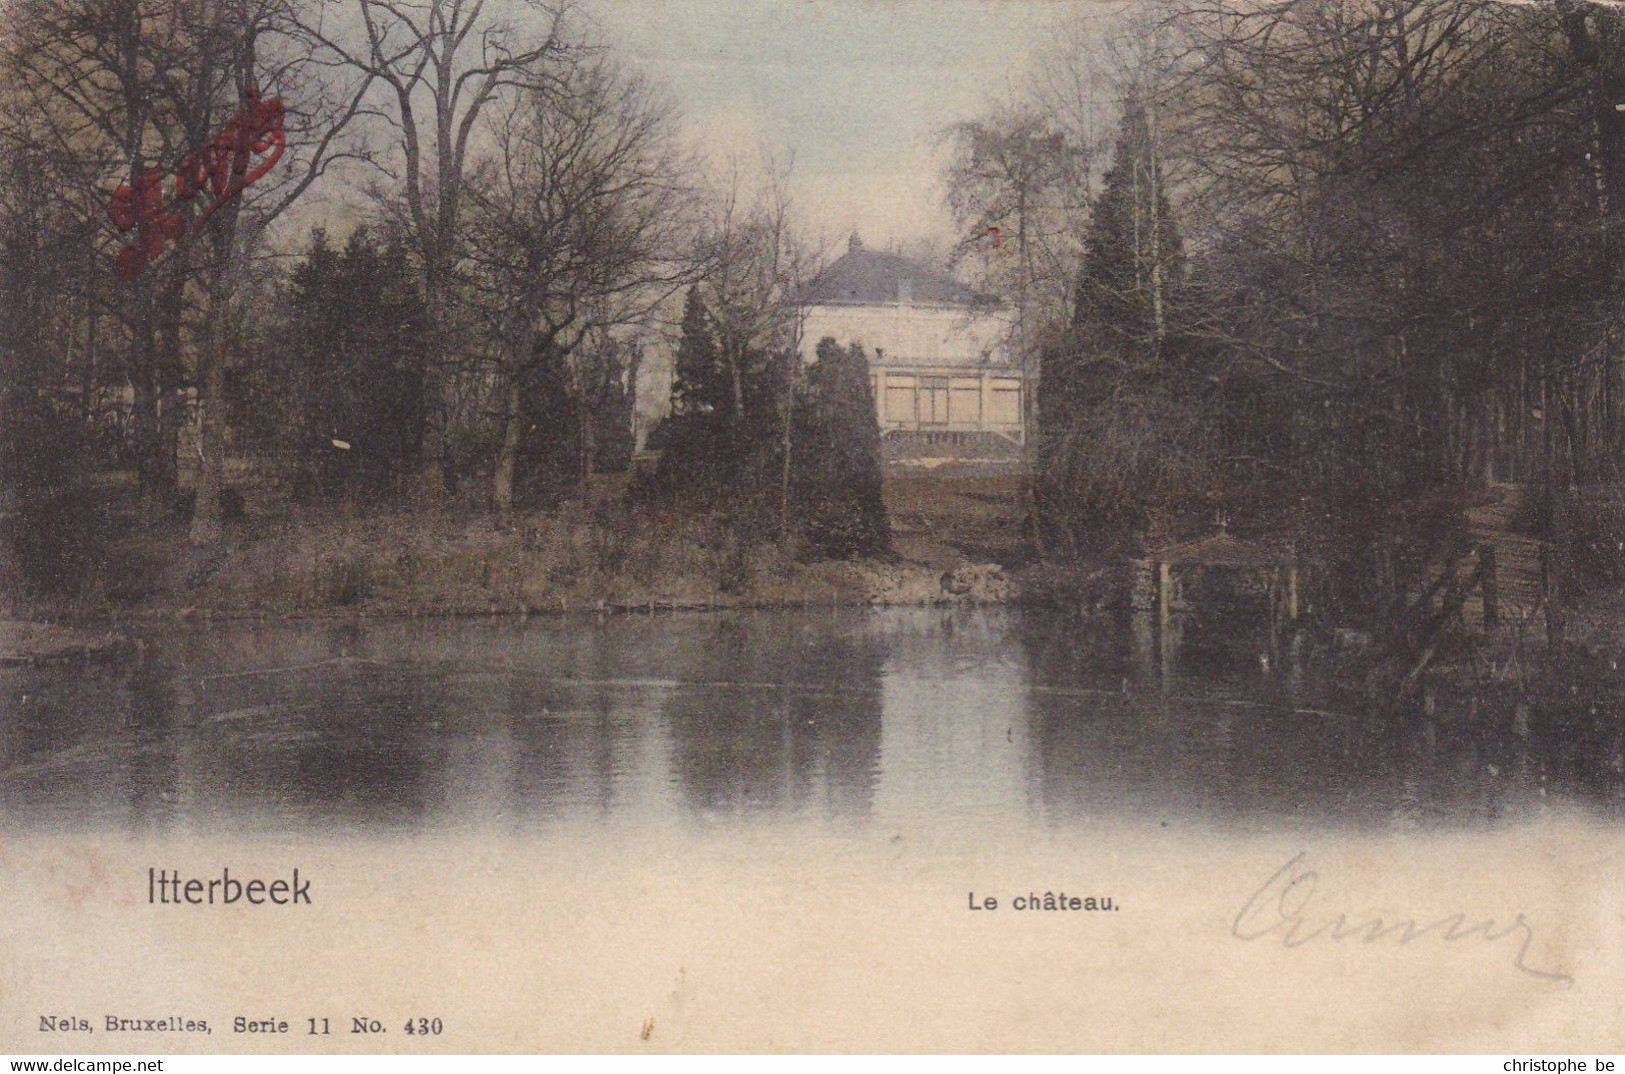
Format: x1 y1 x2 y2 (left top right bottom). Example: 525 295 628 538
2 0 373 541
941 106 1091 357
182 0 377 545
465 53 693 525
310 0 575 501
3 0 184 502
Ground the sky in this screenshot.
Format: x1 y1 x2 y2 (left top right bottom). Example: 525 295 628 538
581 0 1104 257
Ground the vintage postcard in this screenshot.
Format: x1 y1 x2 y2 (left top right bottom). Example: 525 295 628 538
2 0 1624 1055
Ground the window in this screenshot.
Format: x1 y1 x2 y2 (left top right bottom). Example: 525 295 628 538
918 377 950 425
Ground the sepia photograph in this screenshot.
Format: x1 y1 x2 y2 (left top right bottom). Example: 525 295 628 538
1 0 1623 1055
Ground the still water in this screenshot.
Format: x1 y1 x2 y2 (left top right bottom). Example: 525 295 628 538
1 606 1612 836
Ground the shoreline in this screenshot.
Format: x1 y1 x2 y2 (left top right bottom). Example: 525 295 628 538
3 490 1615 675
1 553 1024 664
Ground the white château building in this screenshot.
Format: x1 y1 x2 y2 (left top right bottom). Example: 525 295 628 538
799 235 1025 454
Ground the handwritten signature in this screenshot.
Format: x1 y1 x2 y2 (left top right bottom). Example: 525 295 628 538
107 84 285 280
1232 852 1572 985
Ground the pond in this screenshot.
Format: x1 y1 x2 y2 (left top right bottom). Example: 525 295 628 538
1 606 1613 836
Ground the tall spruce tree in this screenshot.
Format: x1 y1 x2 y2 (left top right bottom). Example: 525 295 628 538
793 338 889 558
1037 92 1200 556
265 230 428 501
653 284 789 507
671 287 729 420
651 286 734 495
1071 95 1183 359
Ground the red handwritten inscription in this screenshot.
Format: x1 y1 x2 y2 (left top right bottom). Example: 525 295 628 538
108 171 187 281
175 85 286 230
108 85 286 280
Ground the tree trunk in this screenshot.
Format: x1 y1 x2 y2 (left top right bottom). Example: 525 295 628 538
416 266 452 505
188 79 246 548
188 243 233 547
492 369 521 529
154 268 185 498
1565 4 1625 479
131 367 160 500
1146 88 1165 354
128 295 164 510
578 390 594 505
779 354 795 538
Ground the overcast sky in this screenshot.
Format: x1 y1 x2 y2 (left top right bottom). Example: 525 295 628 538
582 1 1102 256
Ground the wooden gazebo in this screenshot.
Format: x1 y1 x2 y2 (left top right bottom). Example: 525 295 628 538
1148 528 1299 633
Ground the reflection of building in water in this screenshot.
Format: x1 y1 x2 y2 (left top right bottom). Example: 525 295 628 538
431 621 686 832
663 614 885 822
868 609 1035 832
799 235 1025 460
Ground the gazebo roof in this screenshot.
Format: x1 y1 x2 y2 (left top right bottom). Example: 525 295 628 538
1151 530 1291 569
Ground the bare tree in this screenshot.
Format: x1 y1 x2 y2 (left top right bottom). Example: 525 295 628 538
699 158 812 534
2 0 186 503
309 0 575 501
941 106 1091 355
182 0 377 545
1 0 374 540
694 158 809 443
465 53 693 525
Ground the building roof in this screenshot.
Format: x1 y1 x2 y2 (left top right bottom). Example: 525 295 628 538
800 234 998 308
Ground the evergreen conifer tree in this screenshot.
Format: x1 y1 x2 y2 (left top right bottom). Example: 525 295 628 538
1071 95 1183 359
794 338 889 558
274 230 428 500
1037 92 1198 555
671 286 728 420
653 285 757 498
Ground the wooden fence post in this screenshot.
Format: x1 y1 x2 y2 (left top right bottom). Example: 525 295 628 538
1541 542 1564 646
1479 543 1498 629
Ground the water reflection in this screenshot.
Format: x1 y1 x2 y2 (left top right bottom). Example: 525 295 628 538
0 607 1616 835
663 615 885 821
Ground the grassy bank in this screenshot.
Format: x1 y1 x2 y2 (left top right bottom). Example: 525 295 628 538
164 509 925 617
1 477 1032 632
6 467 1618 688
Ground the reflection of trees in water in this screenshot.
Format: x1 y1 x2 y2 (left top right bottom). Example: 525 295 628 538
1021 620 1405 827
1392 650 1625 822
143 623 445 830
122 663 180 831
420 618 693 829
664 613 886 822
0 659 198 830
293 669 441 826
3 624 449 832
201 661 443 829
8 611 1615 836
496 638 635 827
0 662 167 828
1018 607 1136 690
1016 606 1619 829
